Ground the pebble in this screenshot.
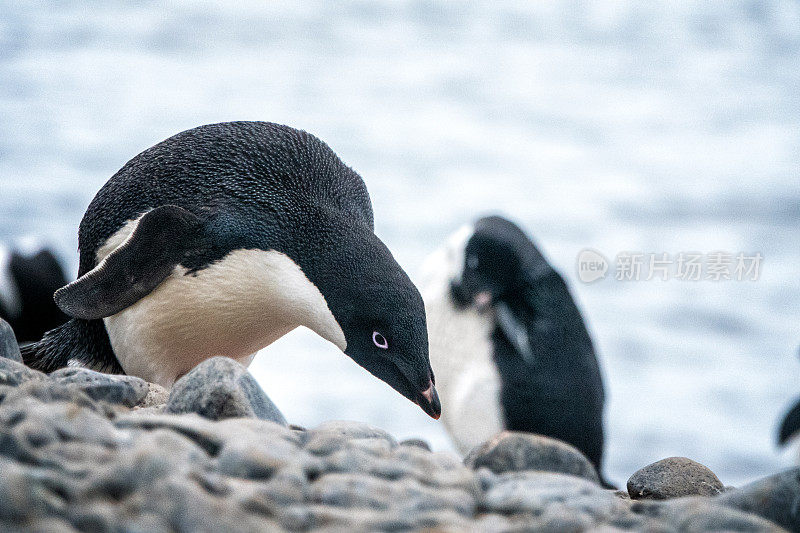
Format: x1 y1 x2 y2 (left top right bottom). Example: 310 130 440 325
165 357 287 424
627 457 725 500
0 361 794 531
0 319 22 363
399 438 431 451
464 431 601 484
50 367 149 407
136 382 169 410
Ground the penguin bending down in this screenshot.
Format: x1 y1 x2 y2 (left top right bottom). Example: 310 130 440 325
23 121 441 419
422 216 607 471
0 245 69 342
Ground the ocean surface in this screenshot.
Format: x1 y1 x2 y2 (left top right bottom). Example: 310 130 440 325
1 1 798 486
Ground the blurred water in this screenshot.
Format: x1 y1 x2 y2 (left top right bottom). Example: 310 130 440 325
1 1 798 486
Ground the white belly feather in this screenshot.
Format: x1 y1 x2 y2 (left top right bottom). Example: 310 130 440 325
98 217 345 387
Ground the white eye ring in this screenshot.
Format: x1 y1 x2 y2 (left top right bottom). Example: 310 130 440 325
372 331 388 349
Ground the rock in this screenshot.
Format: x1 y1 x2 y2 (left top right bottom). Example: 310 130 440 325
165 357 286 424
627 457 724 500
480 471 625 517
304 420 397 456
136 383 169 409
399 438 431 451
0 357 48 387
464 431 600 484
0 364 795 532
716 467 800 532
50 367 148 407
0 319 22 362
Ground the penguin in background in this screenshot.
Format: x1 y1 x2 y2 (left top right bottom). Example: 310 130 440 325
422 216 607 475
23 121 441 419
0 244 69 342
777 346 800 450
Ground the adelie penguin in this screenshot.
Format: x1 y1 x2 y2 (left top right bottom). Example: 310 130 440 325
777 346 800 451
0 244 69 342
23 121 441 419
422 216 608 476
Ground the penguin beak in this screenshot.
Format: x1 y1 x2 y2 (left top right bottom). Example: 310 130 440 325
415 379 441 420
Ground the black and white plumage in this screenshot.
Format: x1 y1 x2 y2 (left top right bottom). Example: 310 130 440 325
23 121 440 419
777 348 800 449
0 245 69 343
422 216 606 472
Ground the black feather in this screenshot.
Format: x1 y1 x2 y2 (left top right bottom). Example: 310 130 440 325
778 398 800 446
21 318 123 374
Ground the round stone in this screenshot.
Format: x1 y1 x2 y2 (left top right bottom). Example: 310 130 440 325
464 431 600 484
627 457 724 500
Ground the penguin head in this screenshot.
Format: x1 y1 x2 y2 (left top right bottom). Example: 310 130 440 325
297 221 441 420
448 216 547 311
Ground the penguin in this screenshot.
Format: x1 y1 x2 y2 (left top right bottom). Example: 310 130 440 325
777 347 800 449
22 121 441 419
422 215 607 472
778 399 800 448
0 245 69 342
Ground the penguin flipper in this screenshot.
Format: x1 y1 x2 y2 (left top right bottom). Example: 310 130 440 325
495 301 536 365
778 398 800 446
55 205 203 320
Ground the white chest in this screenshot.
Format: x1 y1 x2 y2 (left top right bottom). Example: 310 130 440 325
97 217 345 387
422 277 504 454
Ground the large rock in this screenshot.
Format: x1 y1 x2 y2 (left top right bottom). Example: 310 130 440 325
0 319 22 363
716 467 800 532
464 431 600 484
50 367 149 407
165 357 286 425
627 457 724 500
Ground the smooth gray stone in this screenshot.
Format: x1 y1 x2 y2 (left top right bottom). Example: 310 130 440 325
716 467 800 532
399 438 431 451
480 471 624 517
628 457 724 500
465 431 600 484
165 357 286 424
0 319 22 362
0 357 48 387
304 420 397 456
50 367 148 407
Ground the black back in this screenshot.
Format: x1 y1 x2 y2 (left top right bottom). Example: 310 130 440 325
492 269 605 469
779 397 800 446
78 121 373 277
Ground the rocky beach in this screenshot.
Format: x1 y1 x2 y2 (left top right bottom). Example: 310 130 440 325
0 322 796 532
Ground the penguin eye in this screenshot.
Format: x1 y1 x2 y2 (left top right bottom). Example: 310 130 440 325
467 254 479 270
372 331 388 350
